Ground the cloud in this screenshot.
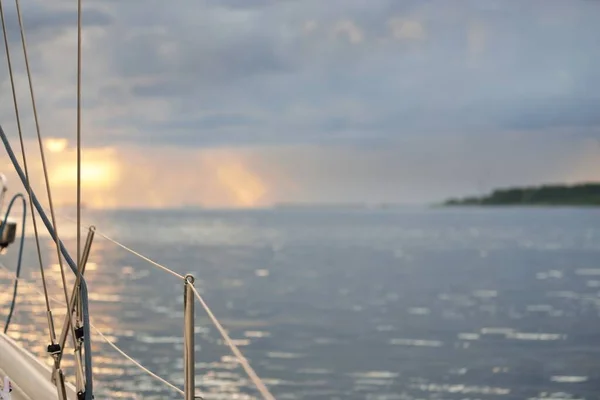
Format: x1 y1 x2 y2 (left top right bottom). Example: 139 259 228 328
303 20 318 35
331 19 364 44
0 0 600 207
388 18 425 40
1 1 111 44
467 20 486 66
1 131 597 209
4 0 599 147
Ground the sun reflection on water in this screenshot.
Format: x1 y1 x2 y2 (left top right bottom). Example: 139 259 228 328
1 209 600 399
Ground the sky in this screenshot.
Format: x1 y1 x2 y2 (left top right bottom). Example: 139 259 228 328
0 0 600 209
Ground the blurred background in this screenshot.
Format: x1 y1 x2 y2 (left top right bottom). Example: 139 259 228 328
0 0 599 399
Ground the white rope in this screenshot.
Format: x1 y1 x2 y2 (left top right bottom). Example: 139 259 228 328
51 213 275 398
95 230 186 280
0 264 190 397
53 213 186 281
189 284 275 400
90 325 186 397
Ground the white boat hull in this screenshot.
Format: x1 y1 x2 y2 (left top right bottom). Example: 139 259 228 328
0 332 77 399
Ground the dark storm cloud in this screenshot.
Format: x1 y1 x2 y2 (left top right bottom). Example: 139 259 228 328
2 0 600 148
3 0 600 205
505 99 600 131
2 1 111 41
202 0 285 9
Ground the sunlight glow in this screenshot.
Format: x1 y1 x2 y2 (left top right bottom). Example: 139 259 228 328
3 143 275 209
216 161 267 207
52 160 118 189
46 147 121 208
45 138 69 153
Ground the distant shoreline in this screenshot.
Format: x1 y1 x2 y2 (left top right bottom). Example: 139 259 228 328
443 183 600 207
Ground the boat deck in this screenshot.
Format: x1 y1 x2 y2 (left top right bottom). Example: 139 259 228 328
0 332 77 399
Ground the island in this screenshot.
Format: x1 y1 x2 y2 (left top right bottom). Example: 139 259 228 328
444 183 600 206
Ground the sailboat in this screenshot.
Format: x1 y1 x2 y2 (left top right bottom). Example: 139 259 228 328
0 1 274 399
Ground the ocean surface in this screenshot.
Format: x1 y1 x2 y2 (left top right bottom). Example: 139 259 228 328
1 207 600 399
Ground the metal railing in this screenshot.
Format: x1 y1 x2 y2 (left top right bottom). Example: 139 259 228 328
0 124 94 399
184 274 196 400
0 123 275 399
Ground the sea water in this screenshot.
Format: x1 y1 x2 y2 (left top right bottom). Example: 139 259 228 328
1 207 599 399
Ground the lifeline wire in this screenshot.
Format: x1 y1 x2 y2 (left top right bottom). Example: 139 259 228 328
0 263 203 399
54 212 274 398
96 231 186 280
52 213 186 281
189 284 275 400
0 124 94 398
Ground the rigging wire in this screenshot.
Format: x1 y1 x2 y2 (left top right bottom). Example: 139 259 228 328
0 264 203 399
51 212 186 280
52 212 274 398
0 203 270 398
0 124 95 398
2 0 273 396
189 284 275 400
0 193 26 333
91 326 189 397
76 0 83 296
0 0 57 346
96 231 186 280
11 0 84 385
